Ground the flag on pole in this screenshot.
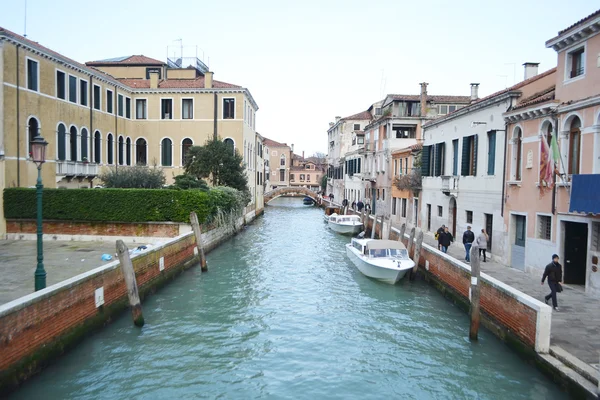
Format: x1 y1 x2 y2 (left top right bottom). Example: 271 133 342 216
539 138 553 195
550 134 560 163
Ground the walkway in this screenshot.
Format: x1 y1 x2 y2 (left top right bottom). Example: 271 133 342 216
414 228 600 369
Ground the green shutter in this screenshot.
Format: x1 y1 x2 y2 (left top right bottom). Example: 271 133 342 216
421 146 431 176
434 143 442 176
487 131 496 175
461 137 470 176
472 134 478 176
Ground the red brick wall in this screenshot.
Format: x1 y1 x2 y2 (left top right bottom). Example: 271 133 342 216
6 220 181 238
0 234 197 385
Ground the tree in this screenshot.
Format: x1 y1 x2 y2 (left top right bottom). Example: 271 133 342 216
99 165 166 188
171 174 209 190
321 175 328 192
184 137 249 194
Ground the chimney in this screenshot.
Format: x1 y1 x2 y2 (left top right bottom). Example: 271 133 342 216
329 122 334 127
149 71 159 89
302 151 305 159
523 62 539 80
419 82 428 116
205 71 213 89
470 83 480 102
335 116 341 123
291 144 294 152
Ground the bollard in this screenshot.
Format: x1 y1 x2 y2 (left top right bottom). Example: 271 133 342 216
361 209 365 225
371 217 377 239
190 212 208 272
408 227 416 258
399 223 406 245
411 229 423 280
116 240 144 327
469 245 481 341
379 219 385 239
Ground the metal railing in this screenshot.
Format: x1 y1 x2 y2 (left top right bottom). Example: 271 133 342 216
56 161 99 176
167 57 209 74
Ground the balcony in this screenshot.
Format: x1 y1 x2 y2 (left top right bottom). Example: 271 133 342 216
441 176 459 196
56 161 99 178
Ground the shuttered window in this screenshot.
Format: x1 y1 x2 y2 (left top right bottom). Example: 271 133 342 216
434 143 445 176
421 146 431 176
461 135 478 176
487 131 496 175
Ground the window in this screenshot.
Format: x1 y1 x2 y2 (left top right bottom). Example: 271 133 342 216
81 128 88 161
434 143 445 176
438 206 443 217
223 98 235 119
56 71 66 99
69 126 78 161
118 136 124 165
182 138 193 165
513 128 523 180
393 126 416 139
107 133 114 164
93 85 101 110
182 99 193 119
126 137 131 165
106 89 113 114
280 155 286 166
279 169 285 181
452 139 459 176
27 117 39 156
118 94 124 117
125 98 131 118
57 123 67 161
353 124 360 130
487 130 496 175
392 198 397 215
439 105 448 115
161 138 173 166
461 135 478 176
382 189 385 201
299 174 305 181
448 105 457 113
69 75 77 103
375 108 382 116
568 118 581 175
466 210 473 224
401 198 407 218
399 159 403 175
93 131 101 163
80 80 88 106
592 222 600 251
538 215 552 240
136 99 147 119
307 175 310 181
358 137 364 144
26 58 38 91
224 138 235 153
135 138 147 165
161 99 172 119
567 47 585 79
290 173 295 182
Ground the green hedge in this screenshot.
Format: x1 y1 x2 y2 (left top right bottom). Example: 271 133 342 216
3 188 242 223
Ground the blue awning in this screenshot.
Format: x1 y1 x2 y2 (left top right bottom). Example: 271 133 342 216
569 174 600 215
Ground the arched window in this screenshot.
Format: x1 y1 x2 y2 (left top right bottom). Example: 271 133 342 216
81 128 88 161
93 131 101 163
107 133 114 164
70 126 78 161
513 128 522 181
135 138 147 165
280 154 286 166
126 137 132 166
161 138 173 166
568 117 581 175
27 117 39 156
118 136 124 165
182 138 193 165
224 138 234 154
57 123 67 161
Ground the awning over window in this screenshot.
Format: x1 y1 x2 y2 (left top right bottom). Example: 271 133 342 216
569 174 600 215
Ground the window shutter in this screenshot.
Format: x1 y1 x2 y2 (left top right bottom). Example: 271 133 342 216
487 131 496 175
421 146 431 176
434 143 442 176
461 137 470 176
472 134 478 176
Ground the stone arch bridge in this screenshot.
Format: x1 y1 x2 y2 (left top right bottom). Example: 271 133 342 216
264 187 320 204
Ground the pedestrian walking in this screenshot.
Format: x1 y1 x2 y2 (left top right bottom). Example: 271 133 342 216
364 203 371 213
462 226 475 262
436 225 446 250
438 227 454 253
476 229 488 262
357 200 364 212
351 201 356 210
542 254 563 311
329 193 334 201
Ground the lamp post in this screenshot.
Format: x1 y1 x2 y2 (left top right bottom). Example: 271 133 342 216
31 134 48 291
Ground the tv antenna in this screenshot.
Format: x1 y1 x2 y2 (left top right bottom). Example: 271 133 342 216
24 0 28 37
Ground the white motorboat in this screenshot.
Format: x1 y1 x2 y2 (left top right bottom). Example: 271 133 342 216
328 213 363 235
345 238 415 284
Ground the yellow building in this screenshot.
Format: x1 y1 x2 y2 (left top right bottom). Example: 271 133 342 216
0 27 263 234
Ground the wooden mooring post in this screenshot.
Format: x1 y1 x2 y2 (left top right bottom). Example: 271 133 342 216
410 229 423 280
407 227 416 257
469 245 481 341
115 240 144 327
371 217 377 239
190 212 208 272
399 223 406 244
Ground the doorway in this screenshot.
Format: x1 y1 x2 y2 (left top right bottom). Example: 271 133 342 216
426 204 431 231
512 215 526 271
485 213 493 252
414 199 419 226
449 197 457 238
563 222 588 285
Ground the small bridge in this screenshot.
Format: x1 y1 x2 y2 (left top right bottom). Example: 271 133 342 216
264 187 320 204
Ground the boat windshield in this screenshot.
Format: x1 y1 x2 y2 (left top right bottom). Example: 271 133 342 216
389 249 409 259
368 248 409 259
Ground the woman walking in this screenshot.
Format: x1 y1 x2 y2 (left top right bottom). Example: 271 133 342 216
476 229 489 262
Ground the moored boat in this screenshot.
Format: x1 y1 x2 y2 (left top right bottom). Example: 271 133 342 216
323 206 341 222
303 196 315 205
328 213 363 235
345 238 415 284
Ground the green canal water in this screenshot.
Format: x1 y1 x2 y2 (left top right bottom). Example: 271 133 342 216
11 197 567 399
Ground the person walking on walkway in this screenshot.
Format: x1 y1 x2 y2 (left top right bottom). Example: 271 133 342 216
439 227 454 253
476 229 488 262
357 200 364 212
351 200 356 210
542 254 563 311
462 226 475 262
436 225 446 250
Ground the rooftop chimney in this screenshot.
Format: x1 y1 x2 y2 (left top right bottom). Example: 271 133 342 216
470 83 480 102
205 71 213 89
329 122 334 127
523 62 539 81
419 82 428 117
149 71 159 89
302 151 305 159
335 116 341 123
291 144 294 152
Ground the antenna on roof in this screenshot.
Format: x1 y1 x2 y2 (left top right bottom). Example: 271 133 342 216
379 70 387 99
23 0 28 37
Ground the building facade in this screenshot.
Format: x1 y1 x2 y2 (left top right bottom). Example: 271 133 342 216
263 138 292 191
390 143 422 229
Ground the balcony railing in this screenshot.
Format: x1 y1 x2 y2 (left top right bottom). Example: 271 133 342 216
441 176 459 194
56 161 99 177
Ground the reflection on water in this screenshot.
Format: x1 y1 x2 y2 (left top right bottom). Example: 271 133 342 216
10 197 566 399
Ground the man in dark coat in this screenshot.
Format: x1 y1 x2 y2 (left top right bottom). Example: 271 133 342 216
357 200 364 212
542 254 563 311
438 227 453 253
462 226 475 262
436 225 446 250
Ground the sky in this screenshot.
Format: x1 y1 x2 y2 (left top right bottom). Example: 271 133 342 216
1 0 598 156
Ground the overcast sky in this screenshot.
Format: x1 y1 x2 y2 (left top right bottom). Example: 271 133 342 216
1 0 597 155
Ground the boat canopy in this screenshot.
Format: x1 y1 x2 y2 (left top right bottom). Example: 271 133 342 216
365 240 406 251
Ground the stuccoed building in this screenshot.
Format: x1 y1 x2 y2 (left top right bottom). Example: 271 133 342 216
0 26 262 235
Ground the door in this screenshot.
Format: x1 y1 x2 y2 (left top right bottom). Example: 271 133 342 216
426 204 431 231
564 222 588 285
449 197 457 238
512 215 526 271
485 213 493 252
414 199 419 226
371 188 376 214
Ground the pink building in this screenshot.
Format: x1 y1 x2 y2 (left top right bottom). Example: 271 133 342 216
503 10 600 296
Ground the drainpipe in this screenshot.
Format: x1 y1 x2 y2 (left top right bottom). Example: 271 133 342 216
16 45 20 186
551 113 559 215
213 92 217 140
114 87 118 173
501 122 508 218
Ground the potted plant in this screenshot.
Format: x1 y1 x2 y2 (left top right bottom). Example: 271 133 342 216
82 157 89 164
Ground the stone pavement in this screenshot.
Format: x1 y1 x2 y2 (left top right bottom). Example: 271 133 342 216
415 229 600 369
0 240 138 305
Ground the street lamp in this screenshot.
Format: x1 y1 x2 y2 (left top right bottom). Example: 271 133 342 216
31 134 48 291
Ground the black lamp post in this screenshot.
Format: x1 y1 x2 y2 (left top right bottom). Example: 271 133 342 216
31 134 48 291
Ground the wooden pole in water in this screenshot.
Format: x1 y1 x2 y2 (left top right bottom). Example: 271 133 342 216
408 227 416 257
380 218 385 239
190 212 208 272
411 229 423 280
469 245 481 341
399 223 406 244
371 217 377 239
116 240 144 327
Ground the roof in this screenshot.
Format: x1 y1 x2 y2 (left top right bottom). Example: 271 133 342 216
392 143 423 156
341 110 372 121
388 94 471 104
511 86 556 111
86 55 165 66
263 138 288 148
117 77 241 89
557 9 600 35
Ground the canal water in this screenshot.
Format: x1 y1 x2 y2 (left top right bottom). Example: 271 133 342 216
11 197 566 399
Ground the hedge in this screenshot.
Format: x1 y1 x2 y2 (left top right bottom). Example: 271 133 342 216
3 188 242 223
